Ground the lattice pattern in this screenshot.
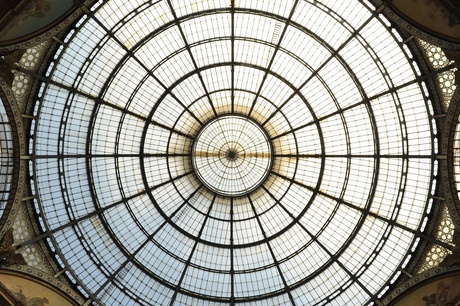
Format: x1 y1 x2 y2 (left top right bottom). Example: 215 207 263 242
29 1 439 305
454 113 460 227
13 205 46 269
18 42 45 70
416 205 455 273
417 245 449 272
437 207 455 244
0 100 13 221
417 39 457 109
12 41 48 110
11 73 30 108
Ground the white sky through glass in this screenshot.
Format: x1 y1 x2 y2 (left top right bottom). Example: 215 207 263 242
31 0 435 305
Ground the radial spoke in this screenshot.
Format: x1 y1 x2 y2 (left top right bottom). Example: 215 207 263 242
230 197 235 305
169 194 216 305
273 154 434 158
260 185 374 300
247 195 297 305
166 0 218 117
261 13 376 127
248 0 299 117
87 9 205 127
231 0 236 114
82 186 203 304
269 169 435 243
29 1 441 305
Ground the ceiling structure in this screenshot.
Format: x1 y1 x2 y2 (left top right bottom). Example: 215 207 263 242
1 0 460 306
0 97 13 220
26 0 440 305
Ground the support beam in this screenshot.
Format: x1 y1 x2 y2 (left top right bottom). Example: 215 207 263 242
400 35 414 45
374 299 384 306
22 195 36 201
21 114 35 119
400 269 413 278
54 269 66 278
52 36 65 45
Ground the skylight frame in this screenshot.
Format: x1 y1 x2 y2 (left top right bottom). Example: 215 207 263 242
29 1 438 305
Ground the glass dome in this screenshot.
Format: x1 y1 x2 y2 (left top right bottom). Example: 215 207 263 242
0 97 14 219
30 0 436 305
192 114 273 197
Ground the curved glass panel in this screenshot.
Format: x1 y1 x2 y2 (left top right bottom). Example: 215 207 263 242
0 97 13 219
455 115 460 201
192 115 273 197
31 1 435 305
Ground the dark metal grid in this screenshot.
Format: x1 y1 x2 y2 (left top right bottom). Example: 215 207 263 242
135 62 326 251
454 114 460 214
28 0 439 305
191 114 274 197
0 100 13 219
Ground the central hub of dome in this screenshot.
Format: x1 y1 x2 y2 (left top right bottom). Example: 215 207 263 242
226 149 238 161
192 115 273 197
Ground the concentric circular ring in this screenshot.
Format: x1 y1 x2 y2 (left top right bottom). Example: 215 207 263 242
192 115 273 197
31 1 436 305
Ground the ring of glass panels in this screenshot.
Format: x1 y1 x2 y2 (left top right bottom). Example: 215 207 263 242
31 0 437 305
0 96 14 220
191 114 273 197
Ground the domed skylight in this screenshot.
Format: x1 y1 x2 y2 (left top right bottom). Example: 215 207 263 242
30 0 436 305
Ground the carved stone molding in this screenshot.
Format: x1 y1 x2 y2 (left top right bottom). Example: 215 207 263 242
369 0 460 50
382 265 460 305
0 266 84 305
0 78 27 238
0 0 96 54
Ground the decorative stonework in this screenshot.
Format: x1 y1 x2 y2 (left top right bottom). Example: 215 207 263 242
1 266 84 305
437 206 456 244
0 6 84 54
12 41 50 112
369 0 460 50
12 202 53 272
18 42 46 70
417 39 457 110
415 205 455 273
0 77 75 298
1 1 459 305
0 79 26 237
382 265 460 305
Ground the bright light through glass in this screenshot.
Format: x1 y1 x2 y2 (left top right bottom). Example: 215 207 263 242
192 115 273 197
31 0 435 305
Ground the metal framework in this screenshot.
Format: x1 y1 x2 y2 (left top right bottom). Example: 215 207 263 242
28 0 441 305
0 96 13 220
